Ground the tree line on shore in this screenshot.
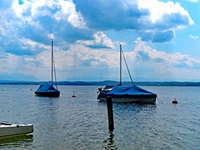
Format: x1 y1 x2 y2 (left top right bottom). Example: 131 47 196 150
1 80 200 86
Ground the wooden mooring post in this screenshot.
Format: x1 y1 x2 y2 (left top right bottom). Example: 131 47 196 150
107 96 114 133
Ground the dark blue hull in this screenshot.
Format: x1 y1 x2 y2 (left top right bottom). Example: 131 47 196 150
35 91 60 97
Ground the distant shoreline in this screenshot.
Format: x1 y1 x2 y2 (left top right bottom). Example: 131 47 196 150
1 80 200 86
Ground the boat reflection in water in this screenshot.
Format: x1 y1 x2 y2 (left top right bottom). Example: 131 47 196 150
0 135 33 148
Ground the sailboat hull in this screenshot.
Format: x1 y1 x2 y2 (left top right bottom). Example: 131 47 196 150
35 91 60 97
98 96 156 103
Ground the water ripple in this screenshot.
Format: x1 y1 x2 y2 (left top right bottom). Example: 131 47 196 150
0 85 200 149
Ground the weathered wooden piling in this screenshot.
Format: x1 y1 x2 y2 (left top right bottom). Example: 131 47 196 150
107 96 114 133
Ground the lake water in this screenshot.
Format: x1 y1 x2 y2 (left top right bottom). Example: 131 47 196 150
0 85 200 150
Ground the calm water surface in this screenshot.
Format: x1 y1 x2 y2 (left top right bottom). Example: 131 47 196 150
0 85 200 149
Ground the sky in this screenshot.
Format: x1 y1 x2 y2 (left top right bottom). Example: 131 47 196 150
0 0 200 82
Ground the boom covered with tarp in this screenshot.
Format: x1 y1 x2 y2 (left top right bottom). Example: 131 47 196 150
35 84 57 92
108 85 156 96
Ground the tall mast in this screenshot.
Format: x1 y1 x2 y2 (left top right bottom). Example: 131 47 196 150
120 44 122 85
51 39 53 84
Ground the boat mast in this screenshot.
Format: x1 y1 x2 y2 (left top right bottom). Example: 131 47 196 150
51 39 53 85
120 44 122 85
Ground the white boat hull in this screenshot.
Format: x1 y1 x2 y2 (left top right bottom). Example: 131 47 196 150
0 123 33 139
98 97 156 103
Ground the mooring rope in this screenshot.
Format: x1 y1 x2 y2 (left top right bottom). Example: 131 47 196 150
157 96 164 104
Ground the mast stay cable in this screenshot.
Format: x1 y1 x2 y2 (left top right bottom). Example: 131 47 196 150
121 48 134 85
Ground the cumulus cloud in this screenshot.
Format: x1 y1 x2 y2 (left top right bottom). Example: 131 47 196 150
0 0 97 57
0 0 197 81
138 1 194 27
77 31 115 49
22 44 119 80
189 34 199 39
140 30 174 43
1 35 200 81
130 38 200 80
0 0 194 58
25 39 200 81
134 38 200 68
186 0 199 3
73 0 193 43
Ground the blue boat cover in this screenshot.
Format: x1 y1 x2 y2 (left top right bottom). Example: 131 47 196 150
35 84 58 92
106 84 156 96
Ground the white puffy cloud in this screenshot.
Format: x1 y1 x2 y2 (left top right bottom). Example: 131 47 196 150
77 31 115 49
1 36 200 81
0 0 94 56
186 0 199 3
22 39 200 81
73 0 193 42
0 0 194 58
189 34 199 39
130 38 200 80
23 44 119 80
138 0 194 27
133 38 200 68
0 0 197 81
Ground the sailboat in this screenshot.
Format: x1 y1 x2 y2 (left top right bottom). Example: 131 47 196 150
97 45 157 103
35 40 60 97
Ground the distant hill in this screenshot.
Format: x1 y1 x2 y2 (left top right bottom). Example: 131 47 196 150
1 80 200 86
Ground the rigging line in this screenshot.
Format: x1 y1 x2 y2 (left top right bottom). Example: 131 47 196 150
121 49 134 85
157 96 163 104
60 91 67 97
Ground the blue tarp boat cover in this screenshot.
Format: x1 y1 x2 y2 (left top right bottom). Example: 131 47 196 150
35 84 58 92
105 84 156 96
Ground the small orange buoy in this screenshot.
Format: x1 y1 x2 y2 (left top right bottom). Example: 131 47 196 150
172 98 178 104
72 95 76 98
72 91 76 98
